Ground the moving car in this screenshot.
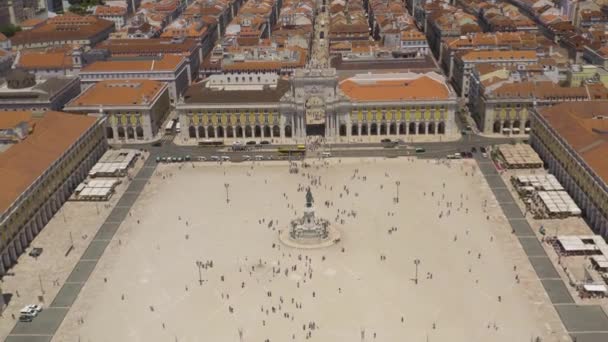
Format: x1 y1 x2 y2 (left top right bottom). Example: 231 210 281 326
415 147 425 153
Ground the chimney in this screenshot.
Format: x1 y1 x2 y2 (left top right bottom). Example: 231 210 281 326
71 46 83 69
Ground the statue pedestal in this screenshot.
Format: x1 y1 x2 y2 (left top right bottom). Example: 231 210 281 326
280 205 341 249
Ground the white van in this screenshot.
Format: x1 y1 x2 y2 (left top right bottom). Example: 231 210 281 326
20 305 41 315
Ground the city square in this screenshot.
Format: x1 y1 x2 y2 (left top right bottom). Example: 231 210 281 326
50 157 569 342
3 0 608 341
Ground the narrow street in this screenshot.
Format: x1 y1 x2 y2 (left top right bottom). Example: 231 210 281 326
310 0 329 67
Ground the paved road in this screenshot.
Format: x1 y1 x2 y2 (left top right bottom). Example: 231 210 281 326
130 134 524 161
475 156 608 342
5 157 159 342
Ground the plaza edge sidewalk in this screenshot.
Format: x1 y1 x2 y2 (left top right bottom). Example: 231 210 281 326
475 157 608 342
4 155 158 342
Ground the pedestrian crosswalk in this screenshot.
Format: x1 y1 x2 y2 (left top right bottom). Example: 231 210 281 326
161 134 175 142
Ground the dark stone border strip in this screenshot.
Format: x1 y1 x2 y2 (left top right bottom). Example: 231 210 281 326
6 158 157 341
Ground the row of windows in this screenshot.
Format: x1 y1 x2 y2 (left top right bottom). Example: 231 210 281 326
401 41 428 46
352 106 448 112
188 115 278 125
81 73 173 79
186 110 277 115
495 103 530 109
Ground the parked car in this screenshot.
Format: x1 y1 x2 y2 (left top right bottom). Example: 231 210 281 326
246 141 257 145
254 155 264 161
380 138 391 143
25 304 42 313
151 141 162 147
198 156 207 161
20 307 38 318
220 156 231 161
471 147 477 153
210 156 220 161
480 146 487 153
19 314 33 322
243 155 251 161
29 247 43 258
260 140 270 145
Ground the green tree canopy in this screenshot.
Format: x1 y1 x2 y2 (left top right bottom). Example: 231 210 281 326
0 24 21 38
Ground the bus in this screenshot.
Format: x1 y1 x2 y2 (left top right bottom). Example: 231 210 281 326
278 145 306 154
165 119 176 133
198 139 224 147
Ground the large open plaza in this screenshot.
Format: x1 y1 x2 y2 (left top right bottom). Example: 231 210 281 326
47 157 568 341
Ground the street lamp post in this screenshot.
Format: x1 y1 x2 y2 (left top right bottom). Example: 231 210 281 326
413 259 420 285
224 183 230 204
39 274 45 294
395 181 400 203
196 261 203 285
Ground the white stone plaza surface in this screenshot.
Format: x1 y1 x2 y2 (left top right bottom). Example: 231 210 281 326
53 158 568 342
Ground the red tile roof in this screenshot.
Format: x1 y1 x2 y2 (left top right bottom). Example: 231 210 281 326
538 102 608 185
0 111 98 214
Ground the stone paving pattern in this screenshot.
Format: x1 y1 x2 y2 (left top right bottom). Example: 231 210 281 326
4 157 158 342
476 157 608 342
6 155 608 341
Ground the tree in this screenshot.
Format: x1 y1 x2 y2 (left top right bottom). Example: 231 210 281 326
68 0 104 6
0 24 21 38
68 5 87 15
